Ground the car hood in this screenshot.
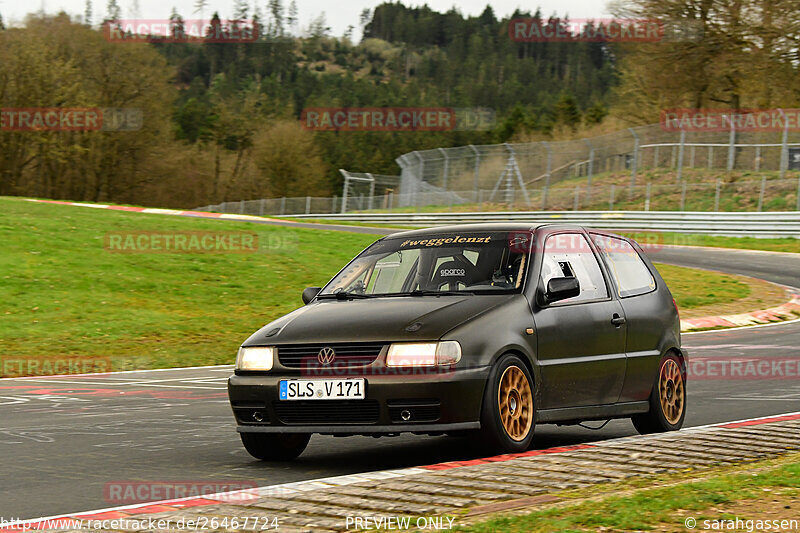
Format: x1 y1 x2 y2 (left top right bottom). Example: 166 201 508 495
243 294 517 345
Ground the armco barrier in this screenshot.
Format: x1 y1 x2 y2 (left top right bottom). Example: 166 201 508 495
282 211 800 238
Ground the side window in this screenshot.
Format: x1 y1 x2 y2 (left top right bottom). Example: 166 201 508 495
540 233 608 303
591 234 656 297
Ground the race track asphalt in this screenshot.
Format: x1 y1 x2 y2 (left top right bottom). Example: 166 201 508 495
2 218 798 520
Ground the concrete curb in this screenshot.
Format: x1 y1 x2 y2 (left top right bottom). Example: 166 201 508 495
681 292 800 332
7 413 800 532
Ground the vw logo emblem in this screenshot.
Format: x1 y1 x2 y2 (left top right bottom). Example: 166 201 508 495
318 347 336 365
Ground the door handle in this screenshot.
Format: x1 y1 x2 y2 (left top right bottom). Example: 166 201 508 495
611 314 626 327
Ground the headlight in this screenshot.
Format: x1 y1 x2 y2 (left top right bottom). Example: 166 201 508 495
386 341 461 367
236 346 275 371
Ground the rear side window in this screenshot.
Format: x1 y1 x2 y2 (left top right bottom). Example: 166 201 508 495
540 233 608 303
591 234 655 297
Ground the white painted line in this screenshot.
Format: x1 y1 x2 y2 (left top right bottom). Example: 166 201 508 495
0 365 233 382
661 244 800 258
5 379 226 390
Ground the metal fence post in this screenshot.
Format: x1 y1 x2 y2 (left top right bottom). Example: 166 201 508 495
469 145 480 201
680 181 687 211
726 114 735 172
755 146 761 171
676 128 686 183
654 146 659 169
757 176 766 212
367 173 376 210
239 200 244 214
584 139 594 187
628 128 639 194
280 196 286 216
708 145 713 169
609 184 615 210
689 144 696 168
543 141 552 208
305 196 311 214
438 148 449 191
796 175 800 211
779 109 789 179
415 152 424 209
341 175 349 213
645 183 651 211
714 179 721 211
259 198 265 216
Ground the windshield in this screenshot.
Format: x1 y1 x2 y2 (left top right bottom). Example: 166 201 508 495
320 231 531 297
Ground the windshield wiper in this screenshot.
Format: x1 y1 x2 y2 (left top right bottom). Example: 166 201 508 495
317 292 374 300
408 289 474 297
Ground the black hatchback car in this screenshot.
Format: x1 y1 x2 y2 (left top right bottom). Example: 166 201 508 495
228 224 686 460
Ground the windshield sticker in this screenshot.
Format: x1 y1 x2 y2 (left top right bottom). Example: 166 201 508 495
399 236 492 247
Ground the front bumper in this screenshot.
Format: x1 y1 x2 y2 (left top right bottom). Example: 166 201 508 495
228 365 489 435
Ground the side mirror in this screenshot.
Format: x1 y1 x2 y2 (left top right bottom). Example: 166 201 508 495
544 277 580 304
302 287 321 304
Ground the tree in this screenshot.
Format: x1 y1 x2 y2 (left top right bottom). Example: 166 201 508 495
610 0 800 123
169 7 185 41
308 12 329 38
553 92 581 131
287 0 298 34
251 121 330 197
83 0 91 26
233 0 248 21
194 0 208 20
268 0 284 36
105 0 121 22
359 8 371 31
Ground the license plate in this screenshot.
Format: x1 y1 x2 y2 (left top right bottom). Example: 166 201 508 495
279 378 365 400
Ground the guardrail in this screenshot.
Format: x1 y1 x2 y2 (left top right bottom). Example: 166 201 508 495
283 211 800 238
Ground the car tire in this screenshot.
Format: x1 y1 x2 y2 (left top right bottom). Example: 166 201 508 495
240 433 311 461
632 353 686 434
479 354 536 453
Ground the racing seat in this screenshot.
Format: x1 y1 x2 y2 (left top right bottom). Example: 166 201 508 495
429 256 480 291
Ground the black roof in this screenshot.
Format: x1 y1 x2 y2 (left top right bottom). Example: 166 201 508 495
385 222 580 240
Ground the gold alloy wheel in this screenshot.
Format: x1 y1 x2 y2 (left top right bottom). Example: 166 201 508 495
498 365 533 441
659 359 685 425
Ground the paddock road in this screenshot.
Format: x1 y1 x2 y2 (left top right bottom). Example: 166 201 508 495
1 218 798 520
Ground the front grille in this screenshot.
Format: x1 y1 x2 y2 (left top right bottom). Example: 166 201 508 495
272 400 380 425
277 343 385 369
